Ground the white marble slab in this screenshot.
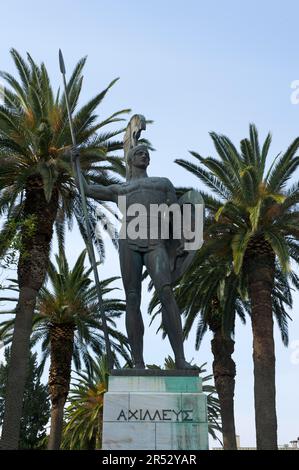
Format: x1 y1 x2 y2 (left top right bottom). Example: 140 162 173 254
102 393 129 422
102 375 209 450
108 375 202 393
181 393 207 422
128 393 182 422
102 422 156 450
108 376 170 392
155 422 209 450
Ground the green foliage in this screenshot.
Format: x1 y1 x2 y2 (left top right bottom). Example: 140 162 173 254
0 248 131 373
176 125 299 275
0 347 50 449
0 49 130 260
61 356 109 449
175 124 299 339
149 254 292 349
0 214 37 268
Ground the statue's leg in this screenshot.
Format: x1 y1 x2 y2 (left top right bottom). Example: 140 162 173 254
119 240 145 368
144 246 189 368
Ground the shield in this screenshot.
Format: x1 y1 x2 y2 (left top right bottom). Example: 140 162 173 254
165 190 205 284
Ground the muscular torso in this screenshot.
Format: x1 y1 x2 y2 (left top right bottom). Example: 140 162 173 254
117 177 172 207
87 176 177 251
120 177 174 249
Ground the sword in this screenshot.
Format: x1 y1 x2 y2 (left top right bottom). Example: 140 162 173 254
59 49 114 370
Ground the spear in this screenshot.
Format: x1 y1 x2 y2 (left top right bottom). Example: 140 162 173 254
59 49 114 369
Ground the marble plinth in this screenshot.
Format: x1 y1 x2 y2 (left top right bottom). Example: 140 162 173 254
102 372 209 450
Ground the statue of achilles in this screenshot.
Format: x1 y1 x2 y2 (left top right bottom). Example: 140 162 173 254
73 115 201 370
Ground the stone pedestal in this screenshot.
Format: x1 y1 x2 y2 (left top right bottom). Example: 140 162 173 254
102 370 209 450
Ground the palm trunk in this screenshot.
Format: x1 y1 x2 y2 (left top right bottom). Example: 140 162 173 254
211 327 237 449
0 178 58 450
48 323 74 450
246 239 277 450
97 408 103 449
48 397 65 450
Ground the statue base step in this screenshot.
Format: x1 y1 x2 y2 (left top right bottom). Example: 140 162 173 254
102 373 209 450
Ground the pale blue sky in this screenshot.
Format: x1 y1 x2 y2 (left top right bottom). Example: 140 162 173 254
0 0 299 448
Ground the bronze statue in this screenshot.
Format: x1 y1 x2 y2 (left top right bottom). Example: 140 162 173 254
73 115 203 369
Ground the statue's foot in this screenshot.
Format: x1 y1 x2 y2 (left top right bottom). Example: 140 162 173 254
133 362 146 369
175 358 200 370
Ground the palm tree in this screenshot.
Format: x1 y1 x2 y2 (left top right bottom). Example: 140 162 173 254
175 125 299 449
148 257 242 449
178 256 244 450
0 248 130 449
0 49 129 449
62 355 109 450
171 255 292 449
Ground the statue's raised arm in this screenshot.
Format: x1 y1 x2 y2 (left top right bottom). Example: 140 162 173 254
71 149 119 202
84 181 119 202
